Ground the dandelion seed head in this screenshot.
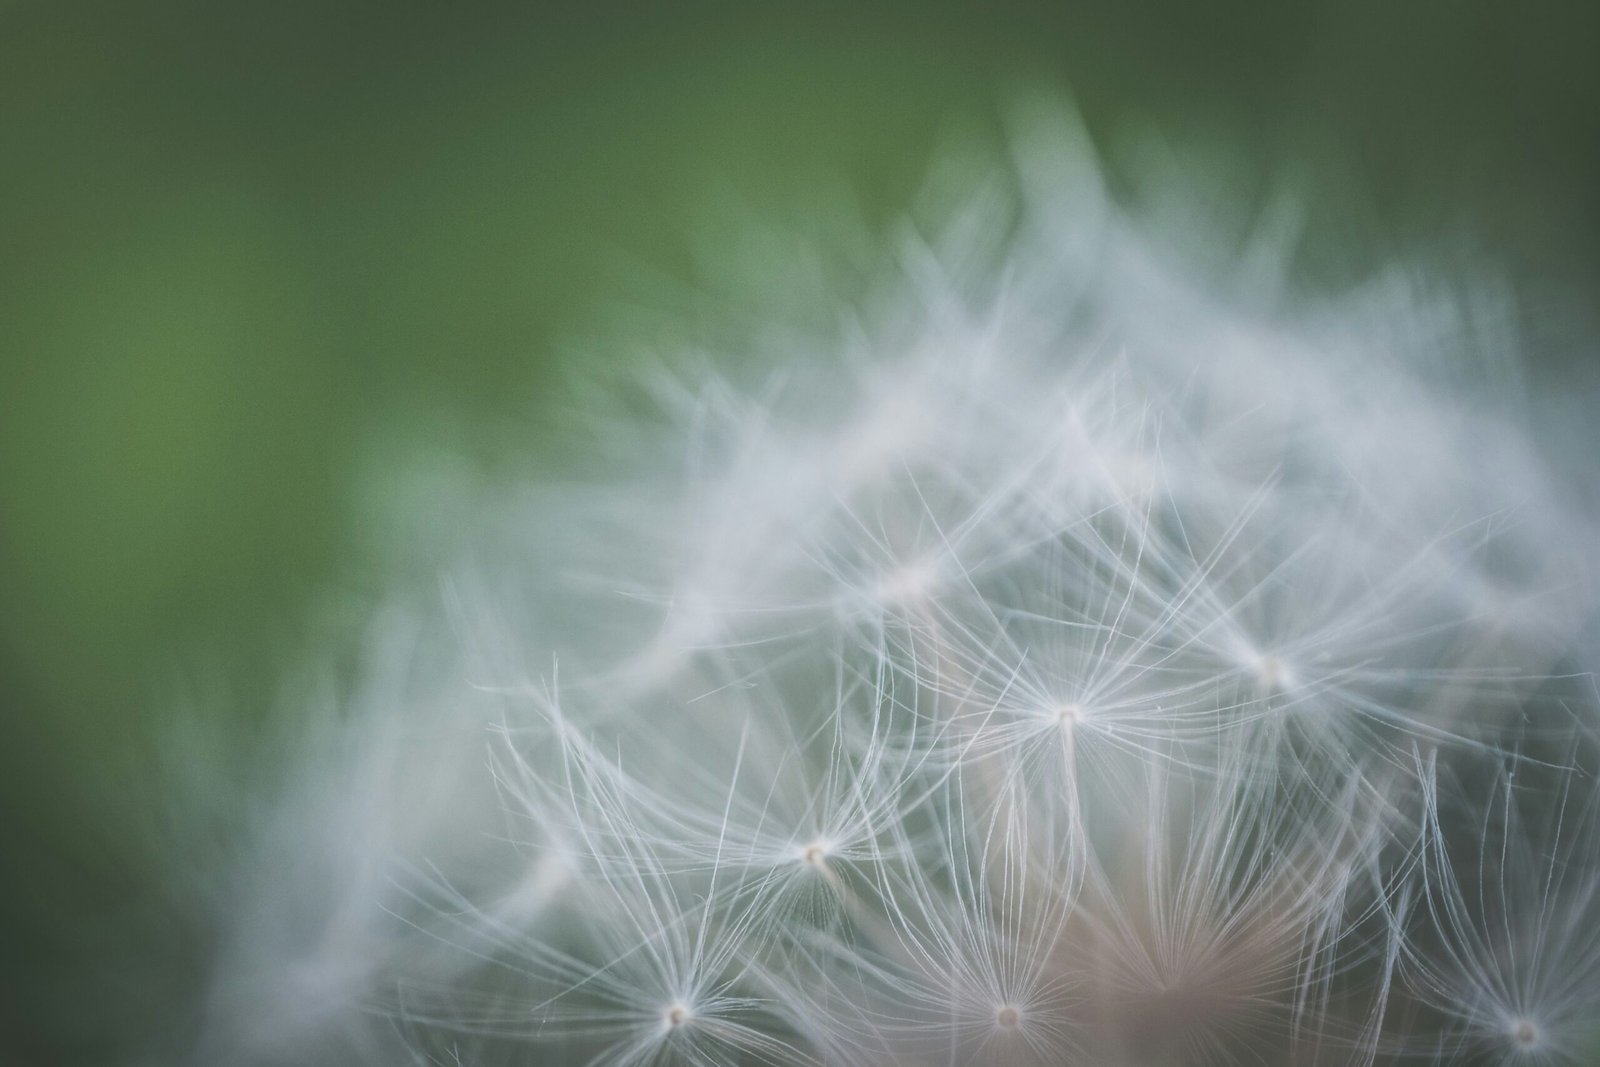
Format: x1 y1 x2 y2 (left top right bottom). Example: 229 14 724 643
170 91 1600 1067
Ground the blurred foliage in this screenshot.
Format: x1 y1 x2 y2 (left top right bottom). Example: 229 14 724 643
1 0 1597 1060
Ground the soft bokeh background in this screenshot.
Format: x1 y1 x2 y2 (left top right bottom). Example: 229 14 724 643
2 1 1597 1060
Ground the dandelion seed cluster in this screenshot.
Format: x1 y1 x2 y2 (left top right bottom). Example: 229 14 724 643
188 105 1600 1066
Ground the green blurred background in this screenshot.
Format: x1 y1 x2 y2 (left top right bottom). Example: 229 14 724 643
2 1 1597 1060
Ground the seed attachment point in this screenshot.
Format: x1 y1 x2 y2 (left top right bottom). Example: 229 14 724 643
1253 653 1294 693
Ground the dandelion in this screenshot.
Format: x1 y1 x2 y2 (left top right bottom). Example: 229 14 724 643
169 95 1599 1066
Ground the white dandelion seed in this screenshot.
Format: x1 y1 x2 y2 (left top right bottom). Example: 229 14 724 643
1397 746 1600 1064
